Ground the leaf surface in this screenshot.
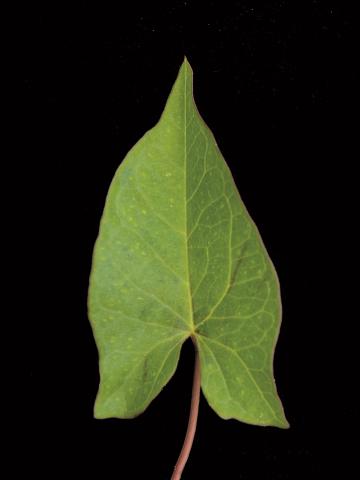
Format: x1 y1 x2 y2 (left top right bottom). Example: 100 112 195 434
88 58 288 428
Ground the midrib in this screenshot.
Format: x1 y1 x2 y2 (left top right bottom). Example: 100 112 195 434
183 60 195 334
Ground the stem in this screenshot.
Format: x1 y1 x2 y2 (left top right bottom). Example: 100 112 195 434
171 337 201 480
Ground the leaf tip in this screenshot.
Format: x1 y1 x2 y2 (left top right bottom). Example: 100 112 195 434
183 55 191 67
180 55 194 81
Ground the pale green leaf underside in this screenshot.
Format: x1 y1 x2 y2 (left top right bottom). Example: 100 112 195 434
88 58 288 428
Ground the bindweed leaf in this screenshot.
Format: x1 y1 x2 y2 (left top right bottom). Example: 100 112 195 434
88 58 288 428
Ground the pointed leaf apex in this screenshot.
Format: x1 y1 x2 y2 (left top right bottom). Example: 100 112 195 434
183 55 191 67
179 56 193 83
160 57 194 122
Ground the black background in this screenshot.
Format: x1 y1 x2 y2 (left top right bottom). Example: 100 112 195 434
20 1 356 478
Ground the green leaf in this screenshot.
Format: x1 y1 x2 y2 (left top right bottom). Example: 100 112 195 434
88 58 288 429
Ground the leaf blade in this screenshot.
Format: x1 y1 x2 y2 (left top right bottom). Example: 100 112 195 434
88 58 288 427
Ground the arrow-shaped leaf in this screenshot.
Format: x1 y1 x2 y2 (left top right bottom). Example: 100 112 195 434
88 58 288 430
